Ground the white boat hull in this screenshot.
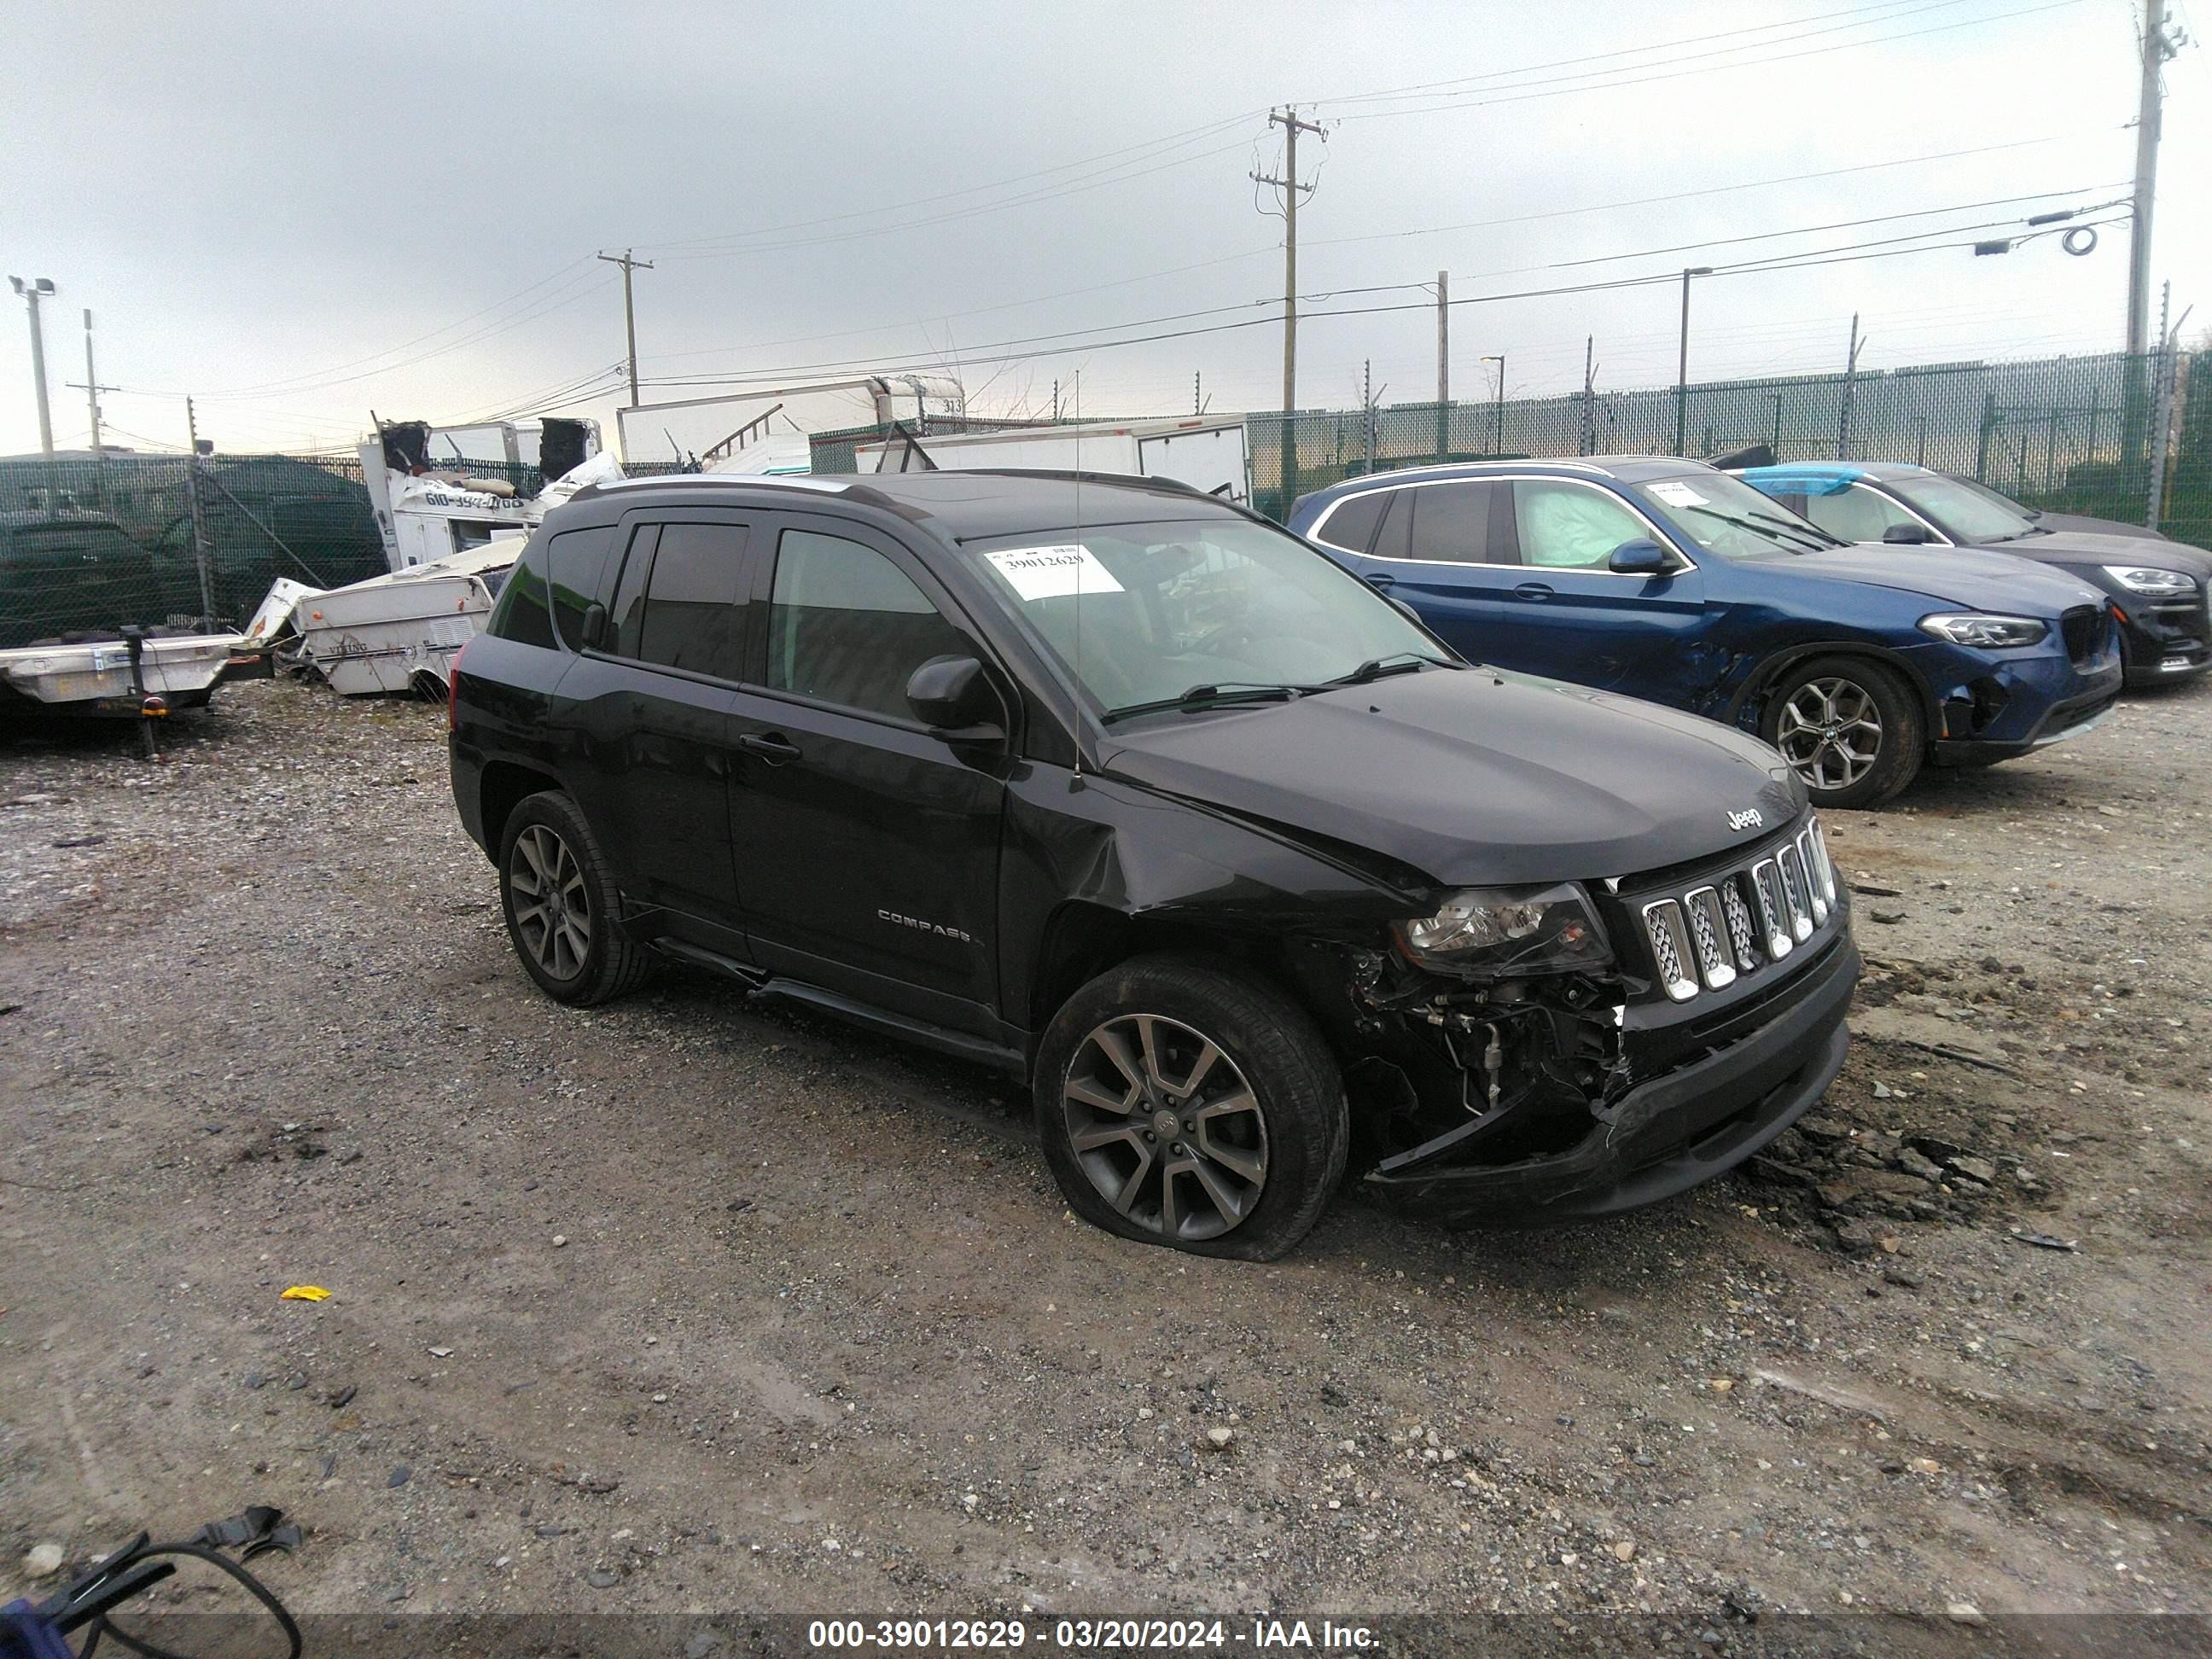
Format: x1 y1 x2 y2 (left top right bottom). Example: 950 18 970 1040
0 633 242 711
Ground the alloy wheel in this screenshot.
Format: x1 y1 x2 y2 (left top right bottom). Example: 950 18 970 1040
1776 676 1883 792
509 824 591 981
1062 1014 1269 1243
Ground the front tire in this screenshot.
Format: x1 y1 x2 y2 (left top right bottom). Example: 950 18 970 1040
498 790 654 1005
1033 955 1348 1260
1761 655 1924 809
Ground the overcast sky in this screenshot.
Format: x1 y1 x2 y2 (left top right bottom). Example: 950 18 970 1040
2 0 2203 458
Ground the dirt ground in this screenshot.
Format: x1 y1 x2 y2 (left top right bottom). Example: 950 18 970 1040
2 674 2208 1633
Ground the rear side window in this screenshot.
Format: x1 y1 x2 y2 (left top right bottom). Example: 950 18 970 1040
1371 490 1414 560
546 524 618 648
606 526 655 657
634 522 749 678
765 529 968 721
1511 481 1649 569
1406 480 1503 564
486 538 557 649
1313 490 1386 553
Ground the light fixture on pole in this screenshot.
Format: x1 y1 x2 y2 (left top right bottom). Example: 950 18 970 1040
1480 355 1505 456
9 276 58 463
1674 266 1713 458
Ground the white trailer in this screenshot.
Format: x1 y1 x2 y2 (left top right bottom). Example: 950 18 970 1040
290 541 521 697
855 416 1252 504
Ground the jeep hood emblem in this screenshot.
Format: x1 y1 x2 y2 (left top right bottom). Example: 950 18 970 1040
1726 807 1765 831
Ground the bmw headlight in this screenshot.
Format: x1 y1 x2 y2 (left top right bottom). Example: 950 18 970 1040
2103 564 2196 597
1394 882 1612 976
1917 613 2049 649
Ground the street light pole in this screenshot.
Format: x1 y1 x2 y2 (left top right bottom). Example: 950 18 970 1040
1674 266 1712 457
10 276 57 463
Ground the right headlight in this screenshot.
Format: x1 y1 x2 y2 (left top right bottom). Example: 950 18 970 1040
1917 613 2049 649
2103 564 2197 597
1394 882 1613 977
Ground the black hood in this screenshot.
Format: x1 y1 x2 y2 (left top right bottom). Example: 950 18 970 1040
1097 667 1802 888
1992 527 2212 581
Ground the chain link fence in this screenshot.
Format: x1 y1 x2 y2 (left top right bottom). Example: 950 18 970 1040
0 452 386 649
1249 348 2207 545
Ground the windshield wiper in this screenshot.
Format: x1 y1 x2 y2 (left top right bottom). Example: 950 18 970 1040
1684 504 1833 554
1100 681 1317 725
1322 650 1459 687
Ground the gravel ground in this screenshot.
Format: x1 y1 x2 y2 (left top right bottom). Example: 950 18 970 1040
1 676 2208 1631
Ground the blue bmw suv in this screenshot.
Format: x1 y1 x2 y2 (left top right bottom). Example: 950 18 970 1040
1288 458 2122 808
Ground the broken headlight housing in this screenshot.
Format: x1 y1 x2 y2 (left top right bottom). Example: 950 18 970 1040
1394 882 1612 978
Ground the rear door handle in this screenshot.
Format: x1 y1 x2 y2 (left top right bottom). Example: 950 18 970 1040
1363 572 1396 591
736 731 801 765
1512 582 1555 602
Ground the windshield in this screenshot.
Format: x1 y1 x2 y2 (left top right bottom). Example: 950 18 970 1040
961 516 1447 720
1627 471 1842 557
1891 474 2040 541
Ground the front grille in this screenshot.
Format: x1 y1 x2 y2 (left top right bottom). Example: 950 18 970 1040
1639 818 1841 1004
2060 604 2108 666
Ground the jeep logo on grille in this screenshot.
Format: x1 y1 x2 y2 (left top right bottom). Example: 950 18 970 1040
1726 808 1765 832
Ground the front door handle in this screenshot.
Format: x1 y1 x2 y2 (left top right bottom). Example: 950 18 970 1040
1512 582 1555 602
1364 572 1396 591
736 731 801 765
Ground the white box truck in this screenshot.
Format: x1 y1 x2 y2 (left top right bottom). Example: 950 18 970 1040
854 416 1252 506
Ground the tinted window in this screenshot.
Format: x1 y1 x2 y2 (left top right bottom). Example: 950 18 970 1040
1406 481 1499 563
1371 489 1413 560
1802 485 1920 544
1315 490 1386 553
547 524 619 649
606 526 655 657
635 521 749 678
765 530 968 721
1511 481 1649 568
487 540 557 649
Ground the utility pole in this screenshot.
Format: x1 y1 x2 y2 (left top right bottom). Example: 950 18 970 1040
1435 270 1449 463
1363 358 1376 474
69 308 118 506
1490 354 1506 454
597 248 655 408
1252 105 1325 505
183 396 215 626
1580 335 1597 456
10 276 56 468
1674 266 1713 457
1837 313 1866 460
2127 0 2177 357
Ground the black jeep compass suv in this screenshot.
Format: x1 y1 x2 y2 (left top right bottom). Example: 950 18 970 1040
449 470 1859 1258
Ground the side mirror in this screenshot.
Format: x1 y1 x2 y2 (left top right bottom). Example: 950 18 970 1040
578 602 608 649
905 655 1006 741
1607 538 1674 576
1881 522 1932 544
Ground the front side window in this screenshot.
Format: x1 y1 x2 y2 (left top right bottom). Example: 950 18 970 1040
963 515 1441 720
1511 481 1648 568
634 521 749 678
1801 484 1925 544
765 529 969 720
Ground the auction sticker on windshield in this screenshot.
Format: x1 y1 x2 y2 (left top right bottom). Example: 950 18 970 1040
1648 480 1710 509
984 544 1125 602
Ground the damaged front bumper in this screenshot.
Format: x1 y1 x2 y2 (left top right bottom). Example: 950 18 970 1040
1360 934 1856 1225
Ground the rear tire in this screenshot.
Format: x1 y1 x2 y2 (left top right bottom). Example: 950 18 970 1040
1033 955 1348 1260
1760 655 1924 809
498 790 655 1005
